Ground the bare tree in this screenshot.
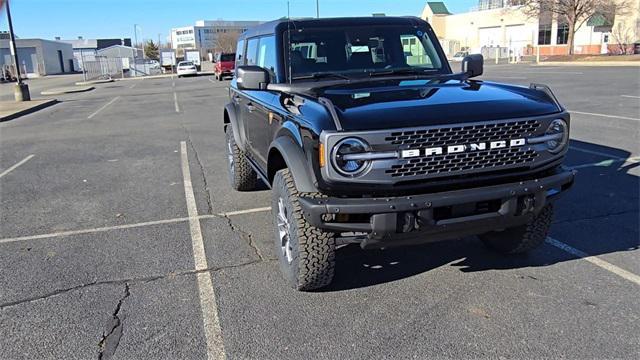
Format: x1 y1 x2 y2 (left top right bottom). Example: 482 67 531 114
215 32 240 53
519 0 631 55
611 21 637 54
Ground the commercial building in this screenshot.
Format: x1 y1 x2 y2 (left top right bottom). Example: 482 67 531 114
58 37 132 70
0 38 74 77
170 20 262 56
422 0 640 57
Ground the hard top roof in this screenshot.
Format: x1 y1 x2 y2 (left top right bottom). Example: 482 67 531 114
240 16 426 39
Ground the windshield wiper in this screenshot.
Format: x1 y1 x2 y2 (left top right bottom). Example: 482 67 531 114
292 72 351 81
368 68 439 77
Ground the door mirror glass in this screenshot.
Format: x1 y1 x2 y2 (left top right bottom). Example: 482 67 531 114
461 54 483 78
236 65 270 90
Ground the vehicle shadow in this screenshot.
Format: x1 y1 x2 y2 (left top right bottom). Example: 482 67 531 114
323 139 639 291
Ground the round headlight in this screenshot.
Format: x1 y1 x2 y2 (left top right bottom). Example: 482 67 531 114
545 119 568 153
332 138 370 176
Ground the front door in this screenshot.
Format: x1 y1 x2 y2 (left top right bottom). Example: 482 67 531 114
243 91 275 169
57 50 65 72
601 33 610 54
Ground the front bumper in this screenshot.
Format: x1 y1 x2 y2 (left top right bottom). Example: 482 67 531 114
299 168 575 249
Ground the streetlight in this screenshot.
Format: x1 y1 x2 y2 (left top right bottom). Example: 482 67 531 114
5 0 30 101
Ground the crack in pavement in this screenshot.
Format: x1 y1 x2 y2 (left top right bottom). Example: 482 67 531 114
222 214 271 262
98 283 130 360
186 137 214 215
179 122 214 216
0 260 268 310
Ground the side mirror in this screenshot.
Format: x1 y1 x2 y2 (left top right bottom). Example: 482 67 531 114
461 54 483 78
237 66 269 90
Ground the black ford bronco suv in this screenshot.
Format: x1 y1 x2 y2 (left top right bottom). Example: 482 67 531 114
223 17 574 290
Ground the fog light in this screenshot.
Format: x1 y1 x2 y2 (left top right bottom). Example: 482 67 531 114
545 119 568 153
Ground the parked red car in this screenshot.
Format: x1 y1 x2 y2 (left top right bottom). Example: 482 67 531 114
214 53 236 81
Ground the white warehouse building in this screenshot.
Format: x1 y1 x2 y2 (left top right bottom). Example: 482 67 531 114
170 20 262 54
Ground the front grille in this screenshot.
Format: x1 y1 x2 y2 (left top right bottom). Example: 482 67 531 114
386 147 538 177
384 120 541 178
385 120 540 146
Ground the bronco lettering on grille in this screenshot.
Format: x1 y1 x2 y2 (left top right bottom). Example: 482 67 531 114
401 138 526 158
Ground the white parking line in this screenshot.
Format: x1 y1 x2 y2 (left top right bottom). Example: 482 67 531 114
218 207 271 216
180 141 225 360
0 208 269 245
546 238 640 286
569 156 640 170
174 92 180 113
621 95 640 99
87 96 120 119
570 110 639 122
0 217 191 245
569 145 627 159
0 155 34 179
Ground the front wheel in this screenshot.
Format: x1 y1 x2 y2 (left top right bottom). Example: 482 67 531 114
272 168 335 291
479 204 553 254
225 128 256 191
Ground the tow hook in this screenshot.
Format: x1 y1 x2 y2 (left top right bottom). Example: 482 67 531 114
521 195 536 214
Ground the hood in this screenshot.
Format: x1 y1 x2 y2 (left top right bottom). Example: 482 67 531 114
315 79 561 131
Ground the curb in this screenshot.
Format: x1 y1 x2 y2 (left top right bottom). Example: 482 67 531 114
75 79 114 86
0 99 58 122
535 61 640 67
41 86 95 95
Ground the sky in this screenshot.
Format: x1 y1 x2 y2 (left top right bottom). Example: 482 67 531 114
0 0 474 42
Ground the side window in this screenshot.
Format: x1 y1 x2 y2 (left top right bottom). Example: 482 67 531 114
235 39 245 64
257 36 277 81
246 38 259 66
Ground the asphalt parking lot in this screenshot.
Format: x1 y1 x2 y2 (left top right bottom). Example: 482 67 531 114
1 64 638 359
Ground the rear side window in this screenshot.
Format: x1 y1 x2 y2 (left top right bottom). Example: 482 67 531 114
257 36 277 81
235 40 245 64
246 38 259 66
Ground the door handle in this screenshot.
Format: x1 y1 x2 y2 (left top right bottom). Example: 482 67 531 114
245 103 256 112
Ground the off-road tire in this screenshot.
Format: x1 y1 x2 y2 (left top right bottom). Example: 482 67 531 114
225 127 256 191
272 168 335 291
479 204 553 254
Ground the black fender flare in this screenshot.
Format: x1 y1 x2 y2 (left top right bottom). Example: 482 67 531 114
223 103 246 151
269 136 318 193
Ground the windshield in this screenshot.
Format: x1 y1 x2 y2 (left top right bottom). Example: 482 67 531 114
285 24 446 79
220 54 235 62
180 61 194 66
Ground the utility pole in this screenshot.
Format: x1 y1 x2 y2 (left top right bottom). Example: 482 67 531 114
133 24 139 77
316 0 319 18
6 0 30 101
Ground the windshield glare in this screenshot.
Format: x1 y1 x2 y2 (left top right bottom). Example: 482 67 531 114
286 25 445 79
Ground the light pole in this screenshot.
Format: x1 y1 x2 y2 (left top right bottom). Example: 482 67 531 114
316 0 319 18
6 0 30 101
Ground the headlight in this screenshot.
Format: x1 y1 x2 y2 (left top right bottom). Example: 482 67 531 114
332 138 370 176
545 119 568 153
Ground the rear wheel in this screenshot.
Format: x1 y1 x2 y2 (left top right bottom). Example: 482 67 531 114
272 168 335 291
225 127 256 191
479 204 553 254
